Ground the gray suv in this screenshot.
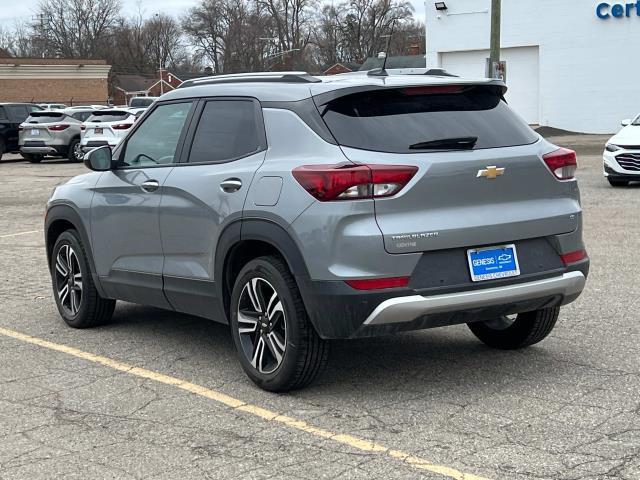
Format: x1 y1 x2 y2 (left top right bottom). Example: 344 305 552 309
45 71 589 392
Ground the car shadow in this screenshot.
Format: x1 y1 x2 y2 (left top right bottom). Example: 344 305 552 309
100 302 562 399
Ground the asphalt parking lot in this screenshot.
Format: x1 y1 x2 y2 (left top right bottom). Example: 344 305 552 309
0 136 638 480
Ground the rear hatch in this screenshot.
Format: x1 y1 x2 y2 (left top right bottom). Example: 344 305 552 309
84 110 133 144
315 83 580 254
22 111 72 143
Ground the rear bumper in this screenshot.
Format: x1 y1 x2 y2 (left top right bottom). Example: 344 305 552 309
82 141 116 152
20 144 68 156
300 258 589 339
363 271 584 327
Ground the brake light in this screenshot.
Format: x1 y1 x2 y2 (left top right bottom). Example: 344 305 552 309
345 276 410 291
48 124 70 131
542 148 577 180
560 250 587 265
112 123 132 130
292 164 418 201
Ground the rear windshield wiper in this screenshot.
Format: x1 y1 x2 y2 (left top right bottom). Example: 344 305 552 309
409 136 478 150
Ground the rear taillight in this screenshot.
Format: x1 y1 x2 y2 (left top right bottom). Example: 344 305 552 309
48 124 70 131
292 164 418 201
542 148 577 180
112 123 132 130
560 250 588 266
345 276 410 291
80 124 86 131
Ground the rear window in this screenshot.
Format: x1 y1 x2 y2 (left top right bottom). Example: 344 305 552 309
130 97 156 108
320 86 538 153
87 111 130 123
27 111 67 123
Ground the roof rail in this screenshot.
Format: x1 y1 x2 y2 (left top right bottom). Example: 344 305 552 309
178 71 321 88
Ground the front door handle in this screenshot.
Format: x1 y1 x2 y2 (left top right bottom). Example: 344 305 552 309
140 180 160 193
220 178 242 193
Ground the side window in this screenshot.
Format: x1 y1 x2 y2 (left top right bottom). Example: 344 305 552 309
121 102 192 167
188 100 262 164
6 105 29 122
0 107 6 121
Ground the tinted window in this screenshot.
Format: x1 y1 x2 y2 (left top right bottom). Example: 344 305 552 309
121 102 192 167
87 111 131 123
188 100 262 163
320 86 538 153
6 105 29 122
27 112 67 123
130 97 156 108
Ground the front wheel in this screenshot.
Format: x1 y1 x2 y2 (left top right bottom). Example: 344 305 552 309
51 230 115 328
467 307 560 350
229 256 329 392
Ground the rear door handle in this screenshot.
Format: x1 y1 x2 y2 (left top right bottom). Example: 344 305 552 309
220 178 242 193
140 180 160 193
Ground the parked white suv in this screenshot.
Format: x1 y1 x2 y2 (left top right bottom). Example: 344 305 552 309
603 114 640 186
81 109 137 152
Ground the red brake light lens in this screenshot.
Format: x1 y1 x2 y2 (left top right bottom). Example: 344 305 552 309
345 276 410 291
112 123 132 130
560 250 587 266
48 124 70 131
542 148 577 180
292 164 418 201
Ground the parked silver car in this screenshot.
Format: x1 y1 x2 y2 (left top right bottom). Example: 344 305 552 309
45 70 589 392
19 110 84 162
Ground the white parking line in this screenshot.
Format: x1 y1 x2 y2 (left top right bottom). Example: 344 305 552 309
0 230 41 239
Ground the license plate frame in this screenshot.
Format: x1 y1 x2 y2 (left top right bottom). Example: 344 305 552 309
94 128 103 134
467 244 520 282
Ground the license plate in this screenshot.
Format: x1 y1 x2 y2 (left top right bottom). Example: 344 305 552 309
31 129 40 136
467 244 520 282
94 128 103 134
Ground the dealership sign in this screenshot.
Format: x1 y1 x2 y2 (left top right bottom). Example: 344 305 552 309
597 2 640 18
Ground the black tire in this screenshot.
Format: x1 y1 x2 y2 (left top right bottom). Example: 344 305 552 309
608 178 629 187
22 153 44 163
68 138 83 162
51 230 115 328
229 255 329 392
467 307 560 350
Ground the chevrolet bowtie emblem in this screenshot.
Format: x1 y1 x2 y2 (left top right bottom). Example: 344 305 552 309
477 166 505 179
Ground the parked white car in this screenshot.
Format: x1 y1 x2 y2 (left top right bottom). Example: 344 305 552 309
38 103 68 110
603 115 640 186
80 109 137 153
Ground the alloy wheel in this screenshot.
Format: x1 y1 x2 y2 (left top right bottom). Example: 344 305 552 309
483 314 517 331
73 142 84 161
54 245 83 316
237 278 287 374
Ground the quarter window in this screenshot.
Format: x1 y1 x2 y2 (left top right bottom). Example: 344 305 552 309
188 100 262 163
121 102 193 167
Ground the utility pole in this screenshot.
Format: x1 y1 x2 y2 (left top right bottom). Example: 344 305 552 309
489 0 501 77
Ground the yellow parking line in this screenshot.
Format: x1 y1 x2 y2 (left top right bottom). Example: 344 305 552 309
0 326 490 480
0 230 40 239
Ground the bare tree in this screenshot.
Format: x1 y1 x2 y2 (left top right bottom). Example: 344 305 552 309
35 0 122 58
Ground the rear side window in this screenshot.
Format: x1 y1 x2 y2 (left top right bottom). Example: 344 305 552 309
87 111 130 123
187 100 262 163
320 86 538 153
6 105 29 122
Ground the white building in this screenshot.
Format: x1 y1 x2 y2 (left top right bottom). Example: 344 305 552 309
425 0 637 133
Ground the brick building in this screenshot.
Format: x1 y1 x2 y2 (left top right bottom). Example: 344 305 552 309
112 70 183 106
0 58 111 105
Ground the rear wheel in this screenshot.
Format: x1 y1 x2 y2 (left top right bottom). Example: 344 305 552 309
608 178 629 187
51 230 115 328
22 153 44 163
229 256 329 392
467 307 560 350
68 138 83 162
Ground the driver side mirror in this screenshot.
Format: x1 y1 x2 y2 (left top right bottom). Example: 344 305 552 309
84 146 113 171
621 119 631 127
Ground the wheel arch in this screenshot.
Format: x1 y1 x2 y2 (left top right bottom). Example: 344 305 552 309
45 204 107 297
215 219 310 322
